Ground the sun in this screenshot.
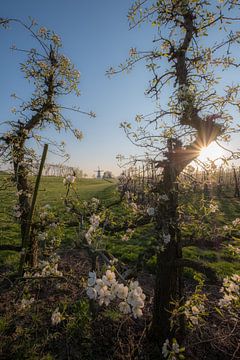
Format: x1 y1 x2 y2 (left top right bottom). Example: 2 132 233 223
197 142 224 163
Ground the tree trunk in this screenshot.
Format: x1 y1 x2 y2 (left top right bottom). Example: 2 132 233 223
150 240 179 344
233 167 240 198
149 159 183 350
13 157 31 247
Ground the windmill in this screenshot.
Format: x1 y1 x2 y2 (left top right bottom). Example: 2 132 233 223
94 166 104 179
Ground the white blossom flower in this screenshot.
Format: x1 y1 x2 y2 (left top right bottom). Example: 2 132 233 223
102 270 116 286
49 222 57 228
38 27 47 35
147 207 155 216
159 194 169 201
121 229 133 241
63 175 76 185
162 339 170 358
98 287 111 306
129 281 139 291
37 232 47 241
95 279 106 293
51 34 61 45
85 228 93 244
162 338 182 359
86 287 97 300
191 306 200 315
129 47 137 57
231 274 240 283
232 218 240 227
227 244 240 256
44 204 51 209
228 282 239 293
88 271 97 286
172 340 180 353
51 307 63 326
73 128 83 140
15 211 21 218
130 202 138 212
117 284 129 300
20 297 35 310
209 203 219 213
135 114 143 122
132 306 143 318
127 290 145 308
91 197 100 205
119 301 131 314
23 271 31 278
163 233 171 244
125 191 130 200
218 295 233 308
90 214 100 229
189 315 199 325
110 282 120 299
13 204 22 218
40 211 48 220
121 234 130 241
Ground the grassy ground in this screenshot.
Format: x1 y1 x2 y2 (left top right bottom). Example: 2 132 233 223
0 174 117 270
0 174 239 360
0 173 240 277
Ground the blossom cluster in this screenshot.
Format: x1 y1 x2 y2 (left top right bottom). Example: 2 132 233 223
37 205 62 250
147 207 155 216
20 297 35 311
24 254 62 278
162 338 185 360
39 204 52 224
63 174 76 185
13 204 21 219
170 275 207 330
226 244 240 257
16 189 32 198
232 218 240 227
184 299 206 327
208 202 219 214
159 194 169 201
121 228 134 241
218 274 240 309
163 233 171 245
223 217 240 232
86 270 146 318
51 307 64 325
130 201 139 213
83 197 100 213
85 214 101 244
184 275 207 328
73 128 83 140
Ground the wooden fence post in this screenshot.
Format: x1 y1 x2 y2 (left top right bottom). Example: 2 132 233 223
19 144 48 275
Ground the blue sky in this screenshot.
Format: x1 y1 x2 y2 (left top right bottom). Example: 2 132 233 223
1 0 158 176
1 1 239 176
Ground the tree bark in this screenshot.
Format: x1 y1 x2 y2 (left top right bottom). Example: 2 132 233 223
150 159 183 347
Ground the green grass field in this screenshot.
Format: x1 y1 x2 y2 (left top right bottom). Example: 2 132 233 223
0 173 240 277
0 174 117 270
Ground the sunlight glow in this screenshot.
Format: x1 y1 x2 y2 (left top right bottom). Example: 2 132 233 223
198 142 224 163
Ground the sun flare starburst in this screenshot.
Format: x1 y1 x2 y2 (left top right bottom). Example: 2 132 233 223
198 142 224 163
